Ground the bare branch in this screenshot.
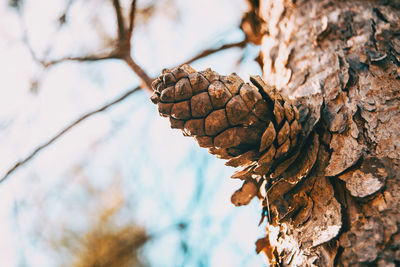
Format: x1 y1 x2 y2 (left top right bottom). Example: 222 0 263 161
123 55 153 92
182 39 248 65
20 14 47 66
43 54 153 93
42 53 118 67
0 85 142 184
58 0 75 26
112 0 126 40
22 34 42 65
128 0 137 38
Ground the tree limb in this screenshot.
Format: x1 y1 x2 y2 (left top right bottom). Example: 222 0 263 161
128 0 137 39
0 85 141 184
42 53 118 67
182 39 248 65
112 0 126 41
123 55 153 92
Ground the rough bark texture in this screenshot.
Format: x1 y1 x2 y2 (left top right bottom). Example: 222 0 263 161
254 0 400 266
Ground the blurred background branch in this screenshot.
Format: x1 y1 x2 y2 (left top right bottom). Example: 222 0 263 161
182 39 247 66
0 85 141 184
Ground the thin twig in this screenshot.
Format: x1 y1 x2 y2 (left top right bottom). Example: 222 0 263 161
20 14 48 66
112 0 126 40
0 86 141 184
58 0 75 25
182 39 248 65
19 3 116 69
123 55 153 92
43 53 118 67
128 0 137 39
44 54 154 92
0 0 149 183
110 0 152 92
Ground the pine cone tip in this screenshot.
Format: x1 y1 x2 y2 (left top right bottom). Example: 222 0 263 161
151 64 305 207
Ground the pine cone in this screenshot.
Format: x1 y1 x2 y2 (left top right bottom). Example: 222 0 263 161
151 65 303 206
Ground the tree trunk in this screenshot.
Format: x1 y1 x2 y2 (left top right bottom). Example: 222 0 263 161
254 0 400 266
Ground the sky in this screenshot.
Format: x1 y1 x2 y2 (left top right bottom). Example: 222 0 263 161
0 0 266 266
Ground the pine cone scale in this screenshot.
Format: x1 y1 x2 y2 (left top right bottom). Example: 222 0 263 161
158 102 173 117
174 78 192 101
220 73 244 95
204 109 229 136
208 81 232 109
159 86 175 103
239 83 263 110
170 100 190 120
277 121 290 145
259 122 276 152
190 92 213 118
162 72 176 86
189 72 209 94
226 95 250 125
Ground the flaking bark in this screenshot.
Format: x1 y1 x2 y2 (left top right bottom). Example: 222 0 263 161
254 0 400 266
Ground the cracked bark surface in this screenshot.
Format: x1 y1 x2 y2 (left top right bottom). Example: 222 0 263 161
151 0 400 266
254 0 400 265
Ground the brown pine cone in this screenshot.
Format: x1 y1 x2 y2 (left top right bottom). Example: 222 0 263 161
151 65 304 206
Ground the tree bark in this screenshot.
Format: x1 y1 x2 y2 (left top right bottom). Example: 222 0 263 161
255 0 400 266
